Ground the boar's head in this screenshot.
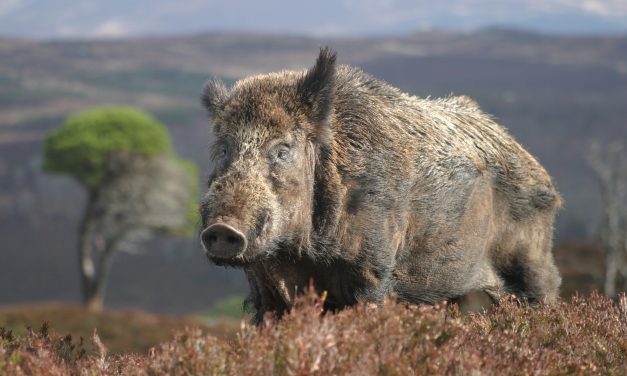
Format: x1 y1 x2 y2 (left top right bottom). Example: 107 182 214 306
200 48 336 266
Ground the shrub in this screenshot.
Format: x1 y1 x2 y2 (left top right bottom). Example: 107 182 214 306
1 292 625 375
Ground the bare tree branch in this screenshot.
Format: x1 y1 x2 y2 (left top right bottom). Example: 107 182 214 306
586 140 627 297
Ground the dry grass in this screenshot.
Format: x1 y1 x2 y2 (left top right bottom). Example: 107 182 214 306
0 303 238 355
1 291 626 375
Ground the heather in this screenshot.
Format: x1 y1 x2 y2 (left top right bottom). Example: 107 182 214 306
1 292 625 375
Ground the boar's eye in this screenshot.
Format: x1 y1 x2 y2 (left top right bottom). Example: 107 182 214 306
277 148 289 160
270 144 292 163
212 143 229 161
218 147 227 159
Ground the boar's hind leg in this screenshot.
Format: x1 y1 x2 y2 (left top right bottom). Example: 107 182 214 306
398 174 504 307
494 212 561 304
454 289 499 313
452 257 503 313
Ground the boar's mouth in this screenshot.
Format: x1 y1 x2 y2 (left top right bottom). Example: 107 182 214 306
201 209 274 267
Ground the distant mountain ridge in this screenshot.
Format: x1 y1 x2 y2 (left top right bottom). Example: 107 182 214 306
1 0 627 37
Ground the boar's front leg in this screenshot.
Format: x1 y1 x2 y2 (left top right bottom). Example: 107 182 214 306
244 266 292 325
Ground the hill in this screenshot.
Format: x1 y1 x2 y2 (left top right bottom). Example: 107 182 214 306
0 29 626 311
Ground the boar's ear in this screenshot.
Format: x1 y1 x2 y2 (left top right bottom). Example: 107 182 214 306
202 79 228 118
297 47 336 145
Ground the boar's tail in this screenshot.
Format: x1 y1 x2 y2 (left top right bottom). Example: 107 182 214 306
494 164 562 221
530 185 562 211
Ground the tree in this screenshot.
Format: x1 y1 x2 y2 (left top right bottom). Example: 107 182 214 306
586 141 627 298
43 107 199 311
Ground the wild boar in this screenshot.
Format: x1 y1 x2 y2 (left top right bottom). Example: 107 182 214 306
199 47 562 323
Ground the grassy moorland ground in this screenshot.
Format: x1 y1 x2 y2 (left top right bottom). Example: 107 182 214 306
1 292 625 375
0 303 239 355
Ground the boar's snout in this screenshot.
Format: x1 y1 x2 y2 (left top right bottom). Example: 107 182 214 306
201 222 248 259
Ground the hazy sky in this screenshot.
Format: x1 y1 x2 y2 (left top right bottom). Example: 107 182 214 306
1 0 626 39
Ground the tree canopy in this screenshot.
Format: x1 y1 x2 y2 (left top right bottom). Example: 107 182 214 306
43 106 172 188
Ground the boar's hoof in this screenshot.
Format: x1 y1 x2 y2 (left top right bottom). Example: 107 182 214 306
201 223 247 258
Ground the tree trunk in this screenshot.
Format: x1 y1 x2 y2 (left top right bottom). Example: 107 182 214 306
78 190 99 310
85 290 104 311
604 251 617 298
89 242 117 312
77 189 124 312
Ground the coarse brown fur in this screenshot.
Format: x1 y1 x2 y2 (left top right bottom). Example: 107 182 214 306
199 47 562 323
